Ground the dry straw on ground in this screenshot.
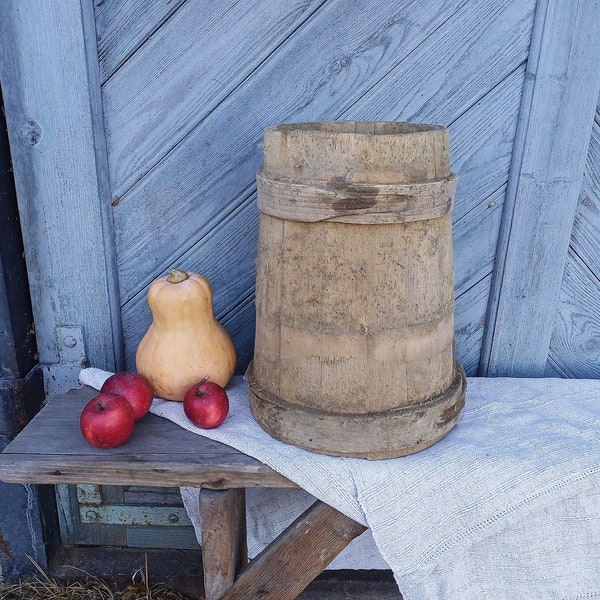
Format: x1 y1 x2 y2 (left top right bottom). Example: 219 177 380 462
0 555 193 600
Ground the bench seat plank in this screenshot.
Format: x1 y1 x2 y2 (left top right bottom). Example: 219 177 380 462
0 387 370 600
0 387 294 489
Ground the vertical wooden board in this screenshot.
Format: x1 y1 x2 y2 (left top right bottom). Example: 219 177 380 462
482 0 600 377
95 0 187 82
102 0 326 194
111 0 487 302
0 1 121 374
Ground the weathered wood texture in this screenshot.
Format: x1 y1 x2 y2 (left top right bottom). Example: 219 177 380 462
200 488 248 600
4 0 600 555
0 387 294 490
547 98 600 378
0 398 367 598
0 1 122 376
217 499 367 600
102 0 537 379
481 0 600 376
248 122 465 458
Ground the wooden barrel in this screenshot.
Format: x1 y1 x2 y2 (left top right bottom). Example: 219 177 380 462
246 121 466 459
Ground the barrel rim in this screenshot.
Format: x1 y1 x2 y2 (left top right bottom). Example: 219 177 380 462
265 120 445 137
246 361 467 459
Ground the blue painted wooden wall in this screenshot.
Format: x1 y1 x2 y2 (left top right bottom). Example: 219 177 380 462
1 0 599 551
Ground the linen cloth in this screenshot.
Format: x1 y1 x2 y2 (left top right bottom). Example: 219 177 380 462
80 368 600 599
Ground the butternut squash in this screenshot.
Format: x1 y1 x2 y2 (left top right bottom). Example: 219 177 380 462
135 269 236 401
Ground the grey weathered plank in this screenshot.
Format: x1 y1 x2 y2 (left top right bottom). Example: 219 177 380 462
546 251 600 379
0 1 122 376
342 0 533 130
453 186 505 298
102 0 327 195
0 388 295 489
482 0 600 376
95 0 187 82
449 64 526 220
454 275 492 376
568 108 600 278
449 63 525 291
111 0 475 302
545 96 600 378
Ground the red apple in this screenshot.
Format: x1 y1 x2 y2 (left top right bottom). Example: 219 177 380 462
183 380 229 429
100 371 154 420
80 392 136 448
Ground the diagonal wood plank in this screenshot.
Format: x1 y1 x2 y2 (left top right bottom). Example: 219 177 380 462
0 1 123 374
455 274 493 375
567 107 600 278
95 0 186 82
112 0 530 307
449 64 525 220
342 0 534 129
102 0 328 195
546 109 600 378
218 500 367 600
453 186 505 297
546 250 600 379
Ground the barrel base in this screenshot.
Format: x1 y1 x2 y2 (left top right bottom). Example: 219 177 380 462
246 362 467 460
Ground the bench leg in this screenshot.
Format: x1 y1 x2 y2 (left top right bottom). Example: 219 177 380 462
218 499 367 600
199 488 248 600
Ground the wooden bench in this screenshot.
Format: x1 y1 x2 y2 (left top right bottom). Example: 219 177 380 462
0 386 367 599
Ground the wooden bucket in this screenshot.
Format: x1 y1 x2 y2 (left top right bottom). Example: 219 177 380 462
246 121 466 459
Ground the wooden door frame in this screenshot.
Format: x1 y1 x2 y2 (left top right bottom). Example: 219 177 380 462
480 0 600 376
0 1 123 394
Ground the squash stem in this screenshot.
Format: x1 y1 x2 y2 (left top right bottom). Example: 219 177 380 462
167 269 189 284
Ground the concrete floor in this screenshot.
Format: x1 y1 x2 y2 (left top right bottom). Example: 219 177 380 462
49 545 403 599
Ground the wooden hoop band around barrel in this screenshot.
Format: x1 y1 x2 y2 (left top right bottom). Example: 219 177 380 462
247 361 467 460
256 172 457 224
